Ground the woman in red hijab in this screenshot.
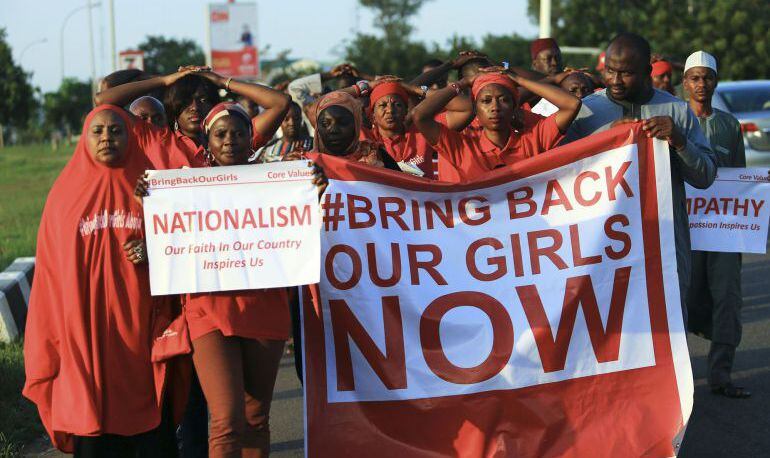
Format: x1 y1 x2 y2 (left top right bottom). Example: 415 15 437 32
307 90 400 171
23 105 180 457
412 68 582 183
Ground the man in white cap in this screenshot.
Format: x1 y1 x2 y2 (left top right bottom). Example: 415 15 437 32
563 33 717 323
683 50 750 398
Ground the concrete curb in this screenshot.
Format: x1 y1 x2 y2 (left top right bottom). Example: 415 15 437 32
0 257 35 343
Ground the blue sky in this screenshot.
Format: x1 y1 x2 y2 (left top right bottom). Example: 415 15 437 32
1 0 538 92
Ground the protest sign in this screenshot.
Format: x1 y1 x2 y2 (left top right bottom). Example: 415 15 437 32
143 161 320 295
302 126 693 457
686 168 770 253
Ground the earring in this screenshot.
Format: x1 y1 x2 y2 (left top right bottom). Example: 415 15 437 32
174 120 179 131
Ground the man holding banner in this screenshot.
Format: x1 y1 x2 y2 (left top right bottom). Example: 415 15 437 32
564 33 717 319
682 51 750 398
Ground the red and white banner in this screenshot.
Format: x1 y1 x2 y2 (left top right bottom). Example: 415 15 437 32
686 168 770 254
142 162 320 295
302 125 693 457
118 50 144 70
208 2 258 78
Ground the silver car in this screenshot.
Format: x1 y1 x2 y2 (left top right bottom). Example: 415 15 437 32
713 80 770 166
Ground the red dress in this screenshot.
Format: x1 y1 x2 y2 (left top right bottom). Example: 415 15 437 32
23 106 178 452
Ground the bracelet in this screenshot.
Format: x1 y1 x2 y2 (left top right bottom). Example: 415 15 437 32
352 83 362 97
225 77 233 91
450 82 463 96
420 85 429 99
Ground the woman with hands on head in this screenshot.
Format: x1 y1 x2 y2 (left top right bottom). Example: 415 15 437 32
412 66 582 183
95 66 290 170
136 100 311 458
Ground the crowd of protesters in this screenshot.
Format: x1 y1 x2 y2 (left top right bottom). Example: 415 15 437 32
21 30 751 458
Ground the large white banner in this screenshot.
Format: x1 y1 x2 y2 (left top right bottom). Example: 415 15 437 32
143 162 320 295
302 129 693 457
686 167 770 254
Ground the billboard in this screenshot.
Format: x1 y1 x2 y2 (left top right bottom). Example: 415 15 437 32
207 2 259 79
118 50 144 70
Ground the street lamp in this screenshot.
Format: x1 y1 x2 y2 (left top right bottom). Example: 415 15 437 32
60 2 101 84
19 38 48 66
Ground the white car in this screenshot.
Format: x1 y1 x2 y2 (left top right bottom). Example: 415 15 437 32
713 80 770 166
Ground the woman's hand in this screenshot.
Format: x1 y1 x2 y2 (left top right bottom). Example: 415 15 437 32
196 70 228 88
162 66 208 87
134 173 149 205
311 163 328 198
124 239 148 264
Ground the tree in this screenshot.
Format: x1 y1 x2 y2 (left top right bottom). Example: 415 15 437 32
0 28 35 130
43 78 92 135
344 0 433 79
526 0 770 81
138 36 206 75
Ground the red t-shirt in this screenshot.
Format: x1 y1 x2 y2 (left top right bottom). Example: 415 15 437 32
131 121 204 169
362 126 435 178
132 120 270 170
431 115 564 183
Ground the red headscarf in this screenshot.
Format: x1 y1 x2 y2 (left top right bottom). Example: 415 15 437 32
202 101 253 137
369 82 409 111
472 73 519 102
23 105 173 452
530 38 559 61
314 91 385 167
651 60 673 77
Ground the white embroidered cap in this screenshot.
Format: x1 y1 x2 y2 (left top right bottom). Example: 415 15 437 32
684 51 717 75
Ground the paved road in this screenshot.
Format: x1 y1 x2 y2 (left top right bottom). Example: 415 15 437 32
27 253 770 457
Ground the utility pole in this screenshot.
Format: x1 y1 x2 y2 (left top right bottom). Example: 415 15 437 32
539 0 552 38
87 0 97 94
108 0 116 72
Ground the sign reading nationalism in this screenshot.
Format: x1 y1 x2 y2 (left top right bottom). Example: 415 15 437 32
301 126 693 457
142 161 320 296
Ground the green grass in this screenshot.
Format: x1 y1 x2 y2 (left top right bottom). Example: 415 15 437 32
0 144 72 456
0 144 72 270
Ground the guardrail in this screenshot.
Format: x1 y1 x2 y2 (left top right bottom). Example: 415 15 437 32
0 257 34 343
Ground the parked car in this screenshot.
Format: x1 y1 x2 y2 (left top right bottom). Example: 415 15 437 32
713 80 770 166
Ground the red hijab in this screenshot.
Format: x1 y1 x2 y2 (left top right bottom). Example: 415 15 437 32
314 91 385 167
23 105 171 451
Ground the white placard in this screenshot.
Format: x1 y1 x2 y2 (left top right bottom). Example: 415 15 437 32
686 167 770 253
143 161 320 295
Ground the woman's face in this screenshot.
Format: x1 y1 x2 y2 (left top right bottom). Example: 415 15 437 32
177 88 215 137
475 84 515 132
87 110 128 166
561 73 595 99
317 106 356 156
372 94 407 132
207 116 252 166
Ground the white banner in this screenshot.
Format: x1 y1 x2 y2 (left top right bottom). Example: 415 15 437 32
686 167 770 254
143 162 320 295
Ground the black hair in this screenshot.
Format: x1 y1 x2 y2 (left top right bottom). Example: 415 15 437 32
101 69 146 89
607 33 652 64
163 75 221 128
423 58 444 69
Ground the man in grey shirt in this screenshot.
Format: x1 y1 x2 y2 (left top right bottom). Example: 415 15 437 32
563 33 717 321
